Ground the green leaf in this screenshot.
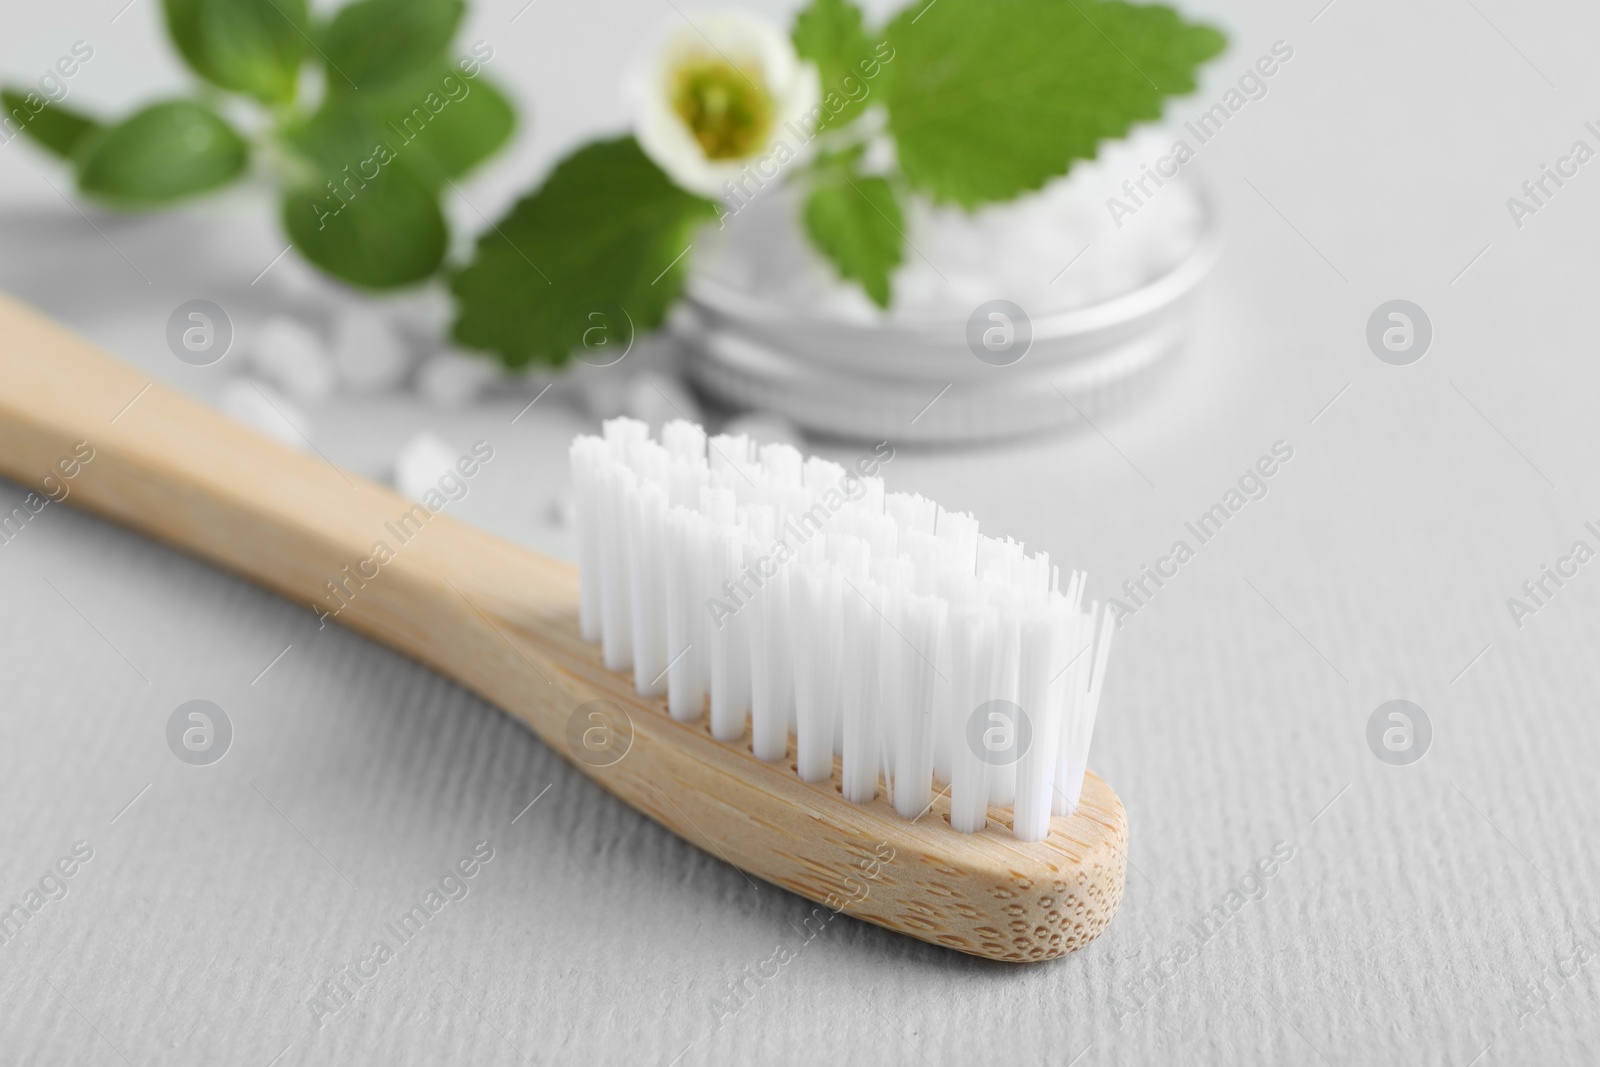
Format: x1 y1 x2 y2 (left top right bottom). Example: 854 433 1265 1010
792 0 880 131
336 66 515 187
282 163 448 289
0 90 99 158
881 0 1225 207
74 101 247 207
400 75 514 183
279 65 514 227
162 0 309 104
320 0 465 92
803 172 903 307
163 0 209 76
450 136 718 369
272 64 511 290
279 99 380 180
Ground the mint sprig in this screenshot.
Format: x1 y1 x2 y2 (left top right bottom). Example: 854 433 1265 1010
4 0 512 292
451 0 1223 368
4 0 1225 366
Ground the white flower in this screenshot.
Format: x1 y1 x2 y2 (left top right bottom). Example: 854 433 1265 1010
630 10 820 199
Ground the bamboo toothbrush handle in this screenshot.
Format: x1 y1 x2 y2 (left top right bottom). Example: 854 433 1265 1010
0 294 1127 961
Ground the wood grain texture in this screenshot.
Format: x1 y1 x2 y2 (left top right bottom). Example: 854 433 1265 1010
0 293 1126 961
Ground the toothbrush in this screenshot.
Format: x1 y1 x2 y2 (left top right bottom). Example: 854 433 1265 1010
0 296 1126 961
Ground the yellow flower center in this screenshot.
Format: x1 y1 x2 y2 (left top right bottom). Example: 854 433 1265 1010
670 58 773 160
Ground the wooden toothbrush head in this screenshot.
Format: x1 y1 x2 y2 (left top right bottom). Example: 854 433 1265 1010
535 622 1128 962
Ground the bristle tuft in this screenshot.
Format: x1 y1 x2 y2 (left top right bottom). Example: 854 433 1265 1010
570 419 1114 840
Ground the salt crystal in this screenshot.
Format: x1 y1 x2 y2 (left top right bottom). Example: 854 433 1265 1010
415 350 499 407
243 315 335 403
574 367 631 420
692 132 1205 321
393 432 460 501
331 305 412 393
723 411 804 449
383 284 453 342
218 379 311 449
625 370 701 432
263 251 330 305
549 492 574 529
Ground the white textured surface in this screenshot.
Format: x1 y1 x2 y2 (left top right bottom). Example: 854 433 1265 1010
5 0 1600 1064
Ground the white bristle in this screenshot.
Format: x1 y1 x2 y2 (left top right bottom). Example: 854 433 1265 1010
662 419 706 462
839 583 882 803
792 561 843 782
745 507 793 762
701 484 736 526
603 416 648 461
986 606 1021 808
708 521 752 741
803 456 847 497
1012 611 1064 842
666 457 707 510
857 476 886 516
887 594 945 819
886 491 937 540
1055 601 1115 816
568 422 1117 840
664 506 707 719
569 436 606 641
597 459 634 671
929 599 956 786
629 480 668 695
760 442 804 485
935 507 980 572
905 530 940 596
948 604 997 833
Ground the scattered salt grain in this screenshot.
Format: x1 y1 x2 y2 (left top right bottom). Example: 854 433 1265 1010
722 411 804 449
416 350 499 408
624 370 701 432
331 306 412 393
573 365 631 420
243 315 335 403
218 379 312 449
393 432 460 501
382 284 453 343
549 492 574 529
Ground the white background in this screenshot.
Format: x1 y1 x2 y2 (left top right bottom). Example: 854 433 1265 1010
4 0 1600 1064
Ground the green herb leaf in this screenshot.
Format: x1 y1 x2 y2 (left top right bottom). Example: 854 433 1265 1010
281 64 513 200
0 90 99 159
792 0 881 131
162 0 309 104
320 0 465 92
282 163 448 289
74 100 247 207
162 0 211 77
338 65 515 187
881 0 1224 207
451 136 718 369
803 172 903 307
279 99 382 184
